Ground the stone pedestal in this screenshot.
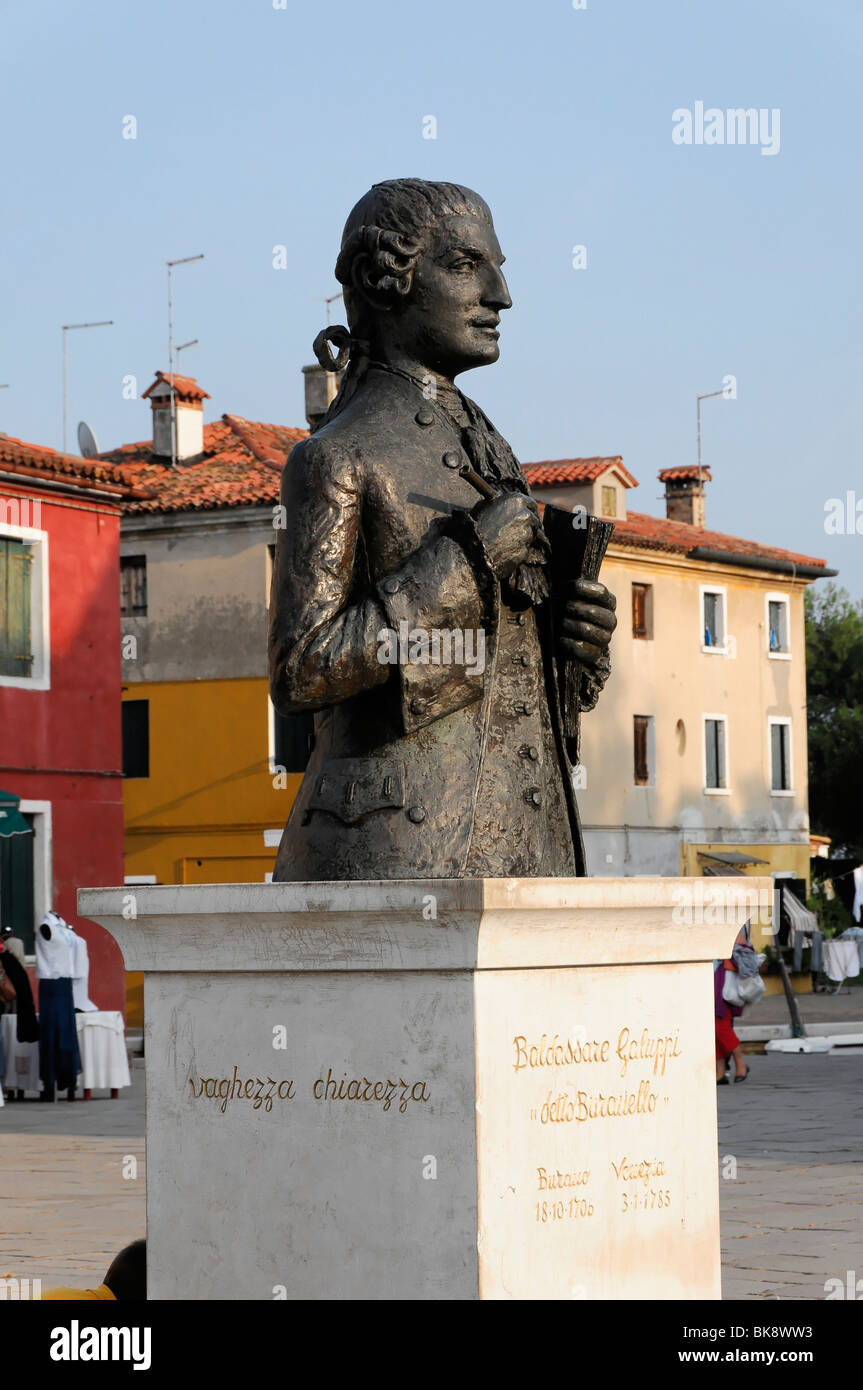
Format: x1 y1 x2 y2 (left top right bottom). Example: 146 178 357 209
79 876 769 1300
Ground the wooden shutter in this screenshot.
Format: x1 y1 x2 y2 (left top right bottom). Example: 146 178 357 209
632 584 648 639
633 716 649 785
0 538 34 677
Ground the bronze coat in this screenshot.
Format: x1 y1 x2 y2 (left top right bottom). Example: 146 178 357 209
268 367 586 880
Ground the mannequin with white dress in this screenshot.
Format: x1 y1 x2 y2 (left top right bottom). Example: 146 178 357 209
36 910 81 1101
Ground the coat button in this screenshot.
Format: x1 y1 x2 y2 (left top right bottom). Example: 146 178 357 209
516 701 533 716
408 806 426 824
381 577 400 595
528 746 539 761
528 790 542 808
410 697 427 715
415 408 435 427
442 451 461 469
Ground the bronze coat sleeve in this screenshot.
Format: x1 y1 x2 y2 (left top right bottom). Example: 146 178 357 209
268 439 497 734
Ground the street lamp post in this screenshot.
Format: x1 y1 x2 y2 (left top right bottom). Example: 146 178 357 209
61 320 113 453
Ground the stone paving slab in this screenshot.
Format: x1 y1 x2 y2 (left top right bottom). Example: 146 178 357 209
719 1052 863 1301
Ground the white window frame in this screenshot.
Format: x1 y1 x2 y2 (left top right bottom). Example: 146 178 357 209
0 518 50 690
700 584 727 655
765 591 791 660
16 799 52 962
768 716 794 796
702 714 730 795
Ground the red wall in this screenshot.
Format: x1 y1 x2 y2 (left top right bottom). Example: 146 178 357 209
0 485 125 1013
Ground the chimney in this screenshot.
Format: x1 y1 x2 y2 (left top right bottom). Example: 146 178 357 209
658 465 711 527
302 364 343 432
142 371 211 462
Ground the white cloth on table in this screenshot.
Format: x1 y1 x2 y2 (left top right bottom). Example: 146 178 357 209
822 938 861 983
1 1014 40 1092
75 1011 130 1090
70 933 98 1012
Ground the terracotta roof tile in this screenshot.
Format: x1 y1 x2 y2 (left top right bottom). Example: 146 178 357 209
658 465 713 483
0 434 134 498
523 457 638 488
98 415 307 514
610 510 827 569
141 371 210 402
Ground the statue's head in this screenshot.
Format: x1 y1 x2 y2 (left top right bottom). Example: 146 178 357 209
333 179 512 378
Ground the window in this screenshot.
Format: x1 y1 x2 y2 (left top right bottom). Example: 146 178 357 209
632 583 652 639
122 700 150 778
766 594 790 657
633 715 653 785
601 485 616 518
271 705 315 775
0 810 35 954
0 538 33 676
701 587 726 650
120 555 147 617
0 522 48 688
704 716 728 791
770 719 792 793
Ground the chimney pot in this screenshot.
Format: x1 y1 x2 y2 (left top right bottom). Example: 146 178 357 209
659 466 711 527
302 364 342 432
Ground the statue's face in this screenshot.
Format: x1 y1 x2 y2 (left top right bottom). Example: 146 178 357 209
388 214 512 377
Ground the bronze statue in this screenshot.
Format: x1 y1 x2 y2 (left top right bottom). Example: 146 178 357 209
269 179 616 880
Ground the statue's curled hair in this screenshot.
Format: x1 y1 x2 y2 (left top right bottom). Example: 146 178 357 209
312 179 492 428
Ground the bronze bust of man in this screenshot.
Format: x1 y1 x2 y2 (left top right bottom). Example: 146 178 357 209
269 179 616 881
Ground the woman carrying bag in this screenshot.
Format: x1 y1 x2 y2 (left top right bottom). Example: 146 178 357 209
714 923 766 1084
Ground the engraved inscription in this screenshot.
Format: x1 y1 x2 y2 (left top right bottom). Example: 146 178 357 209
512 1022 685 1229
312 1069 430 1113
188 1066 295 1115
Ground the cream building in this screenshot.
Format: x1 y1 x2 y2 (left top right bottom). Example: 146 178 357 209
524 458 836 886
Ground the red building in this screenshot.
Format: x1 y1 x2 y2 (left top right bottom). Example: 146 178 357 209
0 434 130 1012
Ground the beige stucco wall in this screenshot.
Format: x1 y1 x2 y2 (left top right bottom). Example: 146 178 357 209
577 546 811 876
121 507 274 683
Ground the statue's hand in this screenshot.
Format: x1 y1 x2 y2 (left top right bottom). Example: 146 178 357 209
560 579 617 668
472 493 550 581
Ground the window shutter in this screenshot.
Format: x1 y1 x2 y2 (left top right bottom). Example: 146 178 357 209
0 538 34 677
632 584 647 639
633 715 649 785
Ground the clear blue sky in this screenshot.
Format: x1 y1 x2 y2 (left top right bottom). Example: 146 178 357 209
2 0 860 591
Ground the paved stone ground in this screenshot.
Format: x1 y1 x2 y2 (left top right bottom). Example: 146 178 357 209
0 1061 146 1291
2 1053 860 1299
719 1052 863 1300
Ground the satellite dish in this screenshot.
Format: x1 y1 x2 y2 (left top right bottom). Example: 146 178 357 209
77 421 100 458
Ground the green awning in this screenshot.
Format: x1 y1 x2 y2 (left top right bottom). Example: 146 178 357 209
0 789 33 839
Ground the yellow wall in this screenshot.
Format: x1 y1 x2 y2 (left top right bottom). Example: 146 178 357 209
123 675 300 881
122 676 301 1021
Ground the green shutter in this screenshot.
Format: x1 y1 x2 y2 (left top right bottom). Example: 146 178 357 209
0 538 34 677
